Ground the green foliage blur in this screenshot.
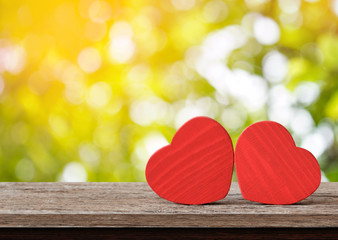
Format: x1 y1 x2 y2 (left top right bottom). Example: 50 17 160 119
0 0 337 182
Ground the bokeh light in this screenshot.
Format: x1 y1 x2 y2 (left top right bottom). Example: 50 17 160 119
0 0 337 182
78 47 102 73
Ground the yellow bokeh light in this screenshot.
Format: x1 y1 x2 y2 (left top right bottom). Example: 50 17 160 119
87 82 112 108
78 47 102 73
89 0 112 23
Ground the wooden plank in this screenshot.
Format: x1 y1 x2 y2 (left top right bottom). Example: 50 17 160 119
0 182 336 228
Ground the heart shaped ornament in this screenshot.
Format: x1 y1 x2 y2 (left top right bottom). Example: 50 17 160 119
235 121 321 205
145 116 234 205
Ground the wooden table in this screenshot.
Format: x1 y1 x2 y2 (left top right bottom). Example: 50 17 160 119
0 182 337 239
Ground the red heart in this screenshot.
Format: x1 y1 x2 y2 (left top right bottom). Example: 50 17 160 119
145 116 234 205
235 121 321 205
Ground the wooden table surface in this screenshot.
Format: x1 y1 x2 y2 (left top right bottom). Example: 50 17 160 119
0 182 336 228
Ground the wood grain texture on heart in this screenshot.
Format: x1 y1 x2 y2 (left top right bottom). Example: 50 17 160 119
235 121 321 205
145 116 234 205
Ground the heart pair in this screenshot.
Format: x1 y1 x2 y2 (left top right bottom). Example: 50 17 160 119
145 116 321 205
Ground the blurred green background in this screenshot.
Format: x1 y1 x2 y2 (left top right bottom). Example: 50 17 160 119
0 0 337 182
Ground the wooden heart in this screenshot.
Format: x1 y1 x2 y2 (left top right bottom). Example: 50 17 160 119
235 121 321 205
145 116 234 205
